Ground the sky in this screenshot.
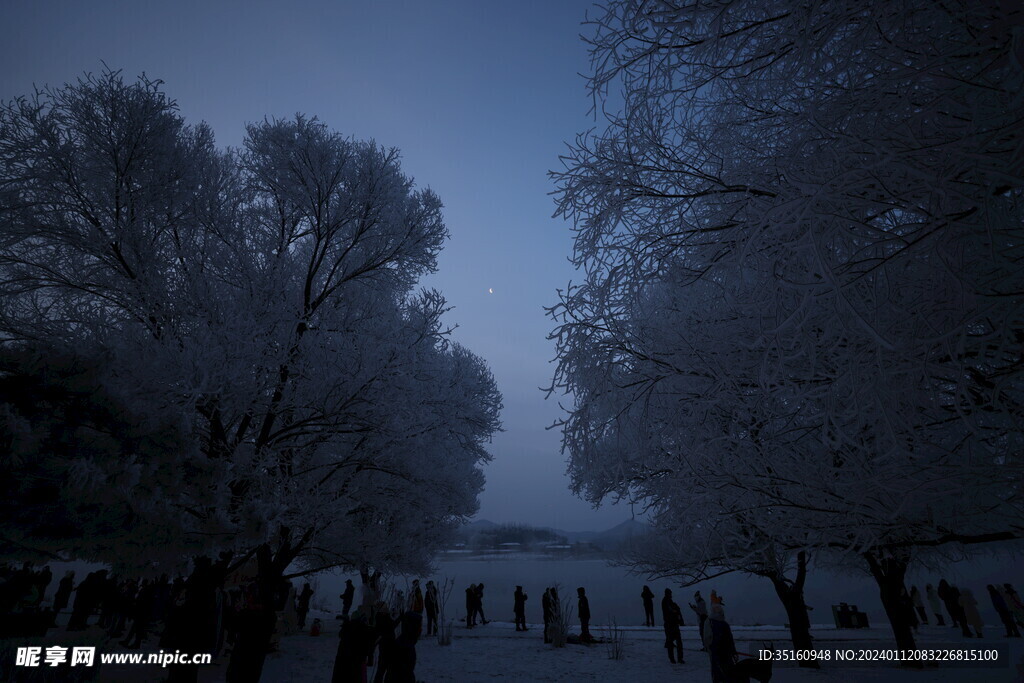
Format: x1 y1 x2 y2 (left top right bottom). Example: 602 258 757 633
0 0 631 531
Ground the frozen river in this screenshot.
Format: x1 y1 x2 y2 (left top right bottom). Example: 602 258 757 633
309 554 1015 629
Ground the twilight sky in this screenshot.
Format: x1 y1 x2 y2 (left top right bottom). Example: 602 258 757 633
0 0 631 531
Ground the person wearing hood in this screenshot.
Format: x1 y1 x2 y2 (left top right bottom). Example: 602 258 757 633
925 584 945 626
662 588 684 664
577 587 593 642
514 586 528 632
641 585 655 627
959 588 984 637
705 603 737 683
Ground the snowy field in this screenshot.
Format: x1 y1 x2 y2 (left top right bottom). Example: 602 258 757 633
257 612 1024 683
9 607 1022 682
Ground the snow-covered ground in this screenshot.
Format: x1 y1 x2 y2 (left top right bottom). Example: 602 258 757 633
258 611 1024 683
11 608 1021 681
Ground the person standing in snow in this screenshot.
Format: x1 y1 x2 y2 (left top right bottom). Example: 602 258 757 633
925 584 945 625
52 571 74 623
705 603 737 683
988 585 1020 637
577 587 592 642
297 583 314 629
662 588 685 664
340 579 355 619
424 581 439 636
910 586 928 624
898 586 919 632
466 584 477 628
1004 584 1024 626
938 579 968 633
474 583 489 625
389 611 422 683
641 585 655 626
689 591 708 649
332 607 374 683
410 580 424 614
514 586 528 631
34 566 52 606
959 588 984 637
371 602 397 683
121 579 156 649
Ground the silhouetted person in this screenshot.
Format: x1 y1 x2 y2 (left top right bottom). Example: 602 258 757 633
371 603 397 683
1004 584 1024 627
297 583 314 629
910 586 928 624
389 611 422 683
577 587 592 642
410 579 423 613
925 584 945 625
938 579 968 633
68 570 105 631
514 586 528 631
340 579 355 618
662 588 684 663
705 603 736 683
988 585 1020 637
424 581 439 636
960 588 983 637
690 590 708 649
52 571 74 621
473 583 488 625
121 580 155 649
466 584 477 628
34 566 52 606
899 586 919 632
641 585 655 626
332 608 374 683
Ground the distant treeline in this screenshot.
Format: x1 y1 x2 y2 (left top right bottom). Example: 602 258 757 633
454 524 570 551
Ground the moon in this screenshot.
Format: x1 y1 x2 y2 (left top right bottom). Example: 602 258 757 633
488 288 494 294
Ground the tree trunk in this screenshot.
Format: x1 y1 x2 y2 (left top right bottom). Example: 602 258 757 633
768 551 819 669
864 551 920 663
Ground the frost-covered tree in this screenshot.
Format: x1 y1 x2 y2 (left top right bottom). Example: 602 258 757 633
0 345 224 568
0 71 501 681
551 0 1024 653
